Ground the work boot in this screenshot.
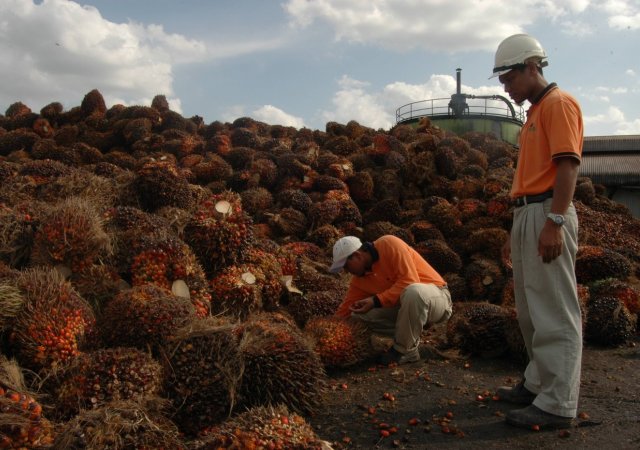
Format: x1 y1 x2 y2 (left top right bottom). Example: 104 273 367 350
377 347 420 365
506 405 575 430
495 380 536 405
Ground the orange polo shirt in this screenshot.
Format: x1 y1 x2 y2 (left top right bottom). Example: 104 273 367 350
511 84 583 198
335 235 446 318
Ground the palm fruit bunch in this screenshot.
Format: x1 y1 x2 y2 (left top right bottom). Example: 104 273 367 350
52 399 185 450
189 152 232 185
502 307 528 364
280 242 328 267
291 261 343 295
36 169 116 207
68 263 125 313
363 220 413 244
413 239 462 276
574 202 640 259
102 207 169 276
575 245 632 284
194 404 325 450
0 284 24 334
424 199 463 238
127 232 211 317
589 278 640 316
585 296 637 346
465 227 509 260
53 347 163 417
464 257 505 303
0 356 54 449
235 316 326 415
241 248 284 311
100 284 196 350
408 220 445 242
209 265 264 320
0 203 35 268
286 290 344 328
30 196 111 273
303 316 373 368
326 190 362 228
267 207 309 239
306 223 342 252
276 189 312 215
8 267 95 372
240 187 274 221
17 160 73 187
134 160 194 212
446 302 510 358
184 191 254 276
161 318 243 436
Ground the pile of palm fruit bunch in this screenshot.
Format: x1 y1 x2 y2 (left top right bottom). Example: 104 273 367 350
1 88 639 443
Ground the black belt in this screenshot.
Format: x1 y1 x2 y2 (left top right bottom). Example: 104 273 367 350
514 191 553 207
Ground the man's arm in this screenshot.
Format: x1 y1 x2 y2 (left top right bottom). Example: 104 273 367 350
538 157 580 263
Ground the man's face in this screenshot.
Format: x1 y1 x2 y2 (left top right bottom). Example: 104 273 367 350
343 251 367 277
498 66 531 105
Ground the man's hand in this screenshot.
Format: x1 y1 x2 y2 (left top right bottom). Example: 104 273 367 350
501 237 512 269
349 296 375 314
538 220 563 263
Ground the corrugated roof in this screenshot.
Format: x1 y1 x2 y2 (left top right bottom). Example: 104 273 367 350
583 135 640 153
578 135 640 186
580 154 640 186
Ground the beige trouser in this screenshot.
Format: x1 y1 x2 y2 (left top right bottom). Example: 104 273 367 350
352 283 453 354
511 199 582 418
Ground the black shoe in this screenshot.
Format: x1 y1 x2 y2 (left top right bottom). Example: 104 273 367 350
377 347 420 365
496 380 536 405
506 405 575 430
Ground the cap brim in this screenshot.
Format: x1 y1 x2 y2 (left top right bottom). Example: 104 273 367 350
328 257 347 273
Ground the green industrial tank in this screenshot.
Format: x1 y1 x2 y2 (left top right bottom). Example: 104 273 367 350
395 68 524 146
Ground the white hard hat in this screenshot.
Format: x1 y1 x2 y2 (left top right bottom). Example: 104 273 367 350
489 33 548 79
328 236 362 273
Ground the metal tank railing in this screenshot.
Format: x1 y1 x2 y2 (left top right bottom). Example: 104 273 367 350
396 95 525 124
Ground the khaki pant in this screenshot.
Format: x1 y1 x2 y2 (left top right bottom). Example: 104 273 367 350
352 283 453 354
511 200 582 418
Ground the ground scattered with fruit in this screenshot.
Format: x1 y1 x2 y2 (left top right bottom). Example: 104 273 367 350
310 325 640 449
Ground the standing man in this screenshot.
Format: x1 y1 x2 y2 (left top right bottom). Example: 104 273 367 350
491 34 583 430
329 235 452 365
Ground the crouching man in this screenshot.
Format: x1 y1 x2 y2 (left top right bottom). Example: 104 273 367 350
329 235 452 365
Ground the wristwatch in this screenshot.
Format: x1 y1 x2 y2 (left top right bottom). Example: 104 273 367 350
546 213 565 226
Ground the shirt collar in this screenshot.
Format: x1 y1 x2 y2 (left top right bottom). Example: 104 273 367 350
532 82 557 104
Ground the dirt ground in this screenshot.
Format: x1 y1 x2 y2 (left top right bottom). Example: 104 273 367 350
309 324 640 449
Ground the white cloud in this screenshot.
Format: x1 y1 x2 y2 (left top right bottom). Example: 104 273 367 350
626 69 637 77
320 76 394 130
594 86 628 94
596 0 640 29
0 0 205 112
561 20 593 36
251 105 306 128
582 105 640 135
283 0 595 52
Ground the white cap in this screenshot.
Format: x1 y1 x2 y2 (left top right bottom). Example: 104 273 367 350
328 236 362 273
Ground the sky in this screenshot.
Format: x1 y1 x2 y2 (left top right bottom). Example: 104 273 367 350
0 0 639 137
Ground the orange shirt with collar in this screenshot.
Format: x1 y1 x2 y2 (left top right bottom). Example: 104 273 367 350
335 235 446 318
510 85 583 198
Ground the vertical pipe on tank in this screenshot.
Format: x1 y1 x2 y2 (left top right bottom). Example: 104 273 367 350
456 68 461 95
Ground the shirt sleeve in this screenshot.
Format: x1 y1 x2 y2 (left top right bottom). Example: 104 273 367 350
545 97 583 162
335 283 370 318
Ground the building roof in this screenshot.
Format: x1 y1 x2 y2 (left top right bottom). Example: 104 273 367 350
580 135 640 187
